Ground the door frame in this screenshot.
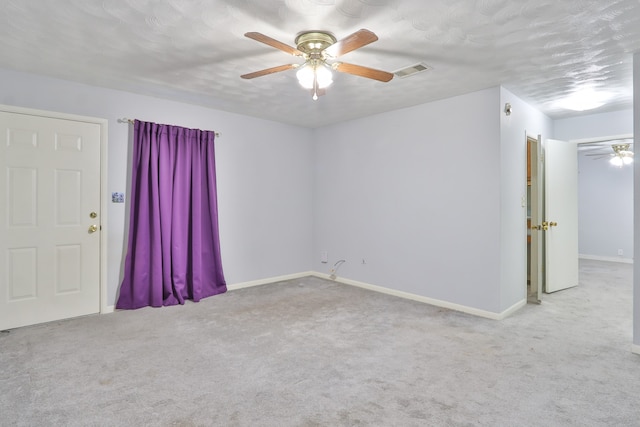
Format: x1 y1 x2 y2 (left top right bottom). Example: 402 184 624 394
527 133 633 299
572 133 634 261
527 134 543 303
0 104 109 314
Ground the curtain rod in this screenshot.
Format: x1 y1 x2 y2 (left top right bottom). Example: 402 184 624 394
117 118 220 138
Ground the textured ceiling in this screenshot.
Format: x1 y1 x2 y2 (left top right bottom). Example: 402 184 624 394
1 0 639 128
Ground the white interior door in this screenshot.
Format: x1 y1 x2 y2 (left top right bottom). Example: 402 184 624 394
544 138 579 293
0 110 101 330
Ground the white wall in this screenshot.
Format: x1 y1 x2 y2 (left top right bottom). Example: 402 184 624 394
554 110 634 261
554 110 633 141
313 88 504 313
0 68 314 307
5 65 622 324
499 87 553 310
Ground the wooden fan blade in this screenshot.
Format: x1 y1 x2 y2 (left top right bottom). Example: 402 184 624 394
241 64 296 79
324 29 378 58
244 32 304 57
335 62 394 82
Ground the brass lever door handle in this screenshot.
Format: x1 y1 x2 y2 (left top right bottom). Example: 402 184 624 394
531 224 547 231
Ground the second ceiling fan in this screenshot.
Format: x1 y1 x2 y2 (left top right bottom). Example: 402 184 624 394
585 142 634 167
241 29 394 100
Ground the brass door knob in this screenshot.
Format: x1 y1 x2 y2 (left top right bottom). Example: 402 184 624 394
88 224 98 233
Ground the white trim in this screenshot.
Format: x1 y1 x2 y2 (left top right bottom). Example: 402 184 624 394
571 134 634 145
0 104 109 317
579 254 633 264
500 298 528 319
311 272 526 320
227 272 314 291
116 269 525 320
102 305 115 314
632 344 640 355
99 119 108 314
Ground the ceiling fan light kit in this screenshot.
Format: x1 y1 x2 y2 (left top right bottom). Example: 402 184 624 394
610 156 633 167
587 142 635 167
609 143 634 167
241 29 393 100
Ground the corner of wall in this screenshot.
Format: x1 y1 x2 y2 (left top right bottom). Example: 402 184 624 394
633 52 640 347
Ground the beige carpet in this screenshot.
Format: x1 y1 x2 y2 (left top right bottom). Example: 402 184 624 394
1 259 638 426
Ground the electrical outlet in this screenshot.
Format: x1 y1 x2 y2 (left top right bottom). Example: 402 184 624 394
618 249 624 256
321 251 328 263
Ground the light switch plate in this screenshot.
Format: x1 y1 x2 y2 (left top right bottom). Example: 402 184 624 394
112 192 125 203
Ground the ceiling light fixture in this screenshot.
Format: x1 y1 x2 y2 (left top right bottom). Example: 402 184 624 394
609 155 633 167
609 143 634 167
296 60 333 100
241 30 394 101
555 88 611 112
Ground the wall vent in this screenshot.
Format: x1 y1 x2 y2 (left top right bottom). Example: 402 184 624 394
394 63 432 78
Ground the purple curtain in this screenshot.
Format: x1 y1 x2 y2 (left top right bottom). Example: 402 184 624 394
116 120 226 309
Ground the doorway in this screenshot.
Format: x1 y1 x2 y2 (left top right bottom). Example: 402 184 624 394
575 135 634 263
527 135 589 302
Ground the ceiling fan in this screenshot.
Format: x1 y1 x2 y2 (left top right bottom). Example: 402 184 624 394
585 143 634 167
241 29 394 100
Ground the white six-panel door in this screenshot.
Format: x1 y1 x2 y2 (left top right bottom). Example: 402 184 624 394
0 110 101 330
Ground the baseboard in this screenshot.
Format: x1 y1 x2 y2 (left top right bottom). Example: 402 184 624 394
101 305 115 314
227 271 314 291
101 272 527 320
100 273 313 314
579 254 633 264
500 299 528 319
311 272 524 320
632 344 640 355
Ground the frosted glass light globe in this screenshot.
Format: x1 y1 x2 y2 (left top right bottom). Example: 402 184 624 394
610 156 623 167
296 62 333 89
296 64 315 89
315 64 333 89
